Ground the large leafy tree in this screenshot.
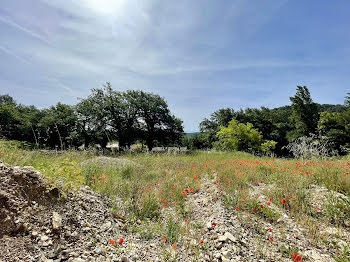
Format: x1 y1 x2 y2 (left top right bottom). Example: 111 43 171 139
288 86 319 140
216 119 263 151
126 90 183 150
318 110 350 154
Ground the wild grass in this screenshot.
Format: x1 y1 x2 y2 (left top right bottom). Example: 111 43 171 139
1 139 349 232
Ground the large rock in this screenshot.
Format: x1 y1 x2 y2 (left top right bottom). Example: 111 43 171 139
52 212 62 231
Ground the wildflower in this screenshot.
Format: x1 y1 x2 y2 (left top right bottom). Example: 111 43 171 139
165 202 168 206
211 222 216 227
109 240 115 245
162 239 166 243
292 253 298 260
190 188 193 192
236 206 240 211
98 180 102 184
267 202 271 206
161 198 164 201
200 239 204 244
269 198 272 201
269 237 274 242
194 176 197 180
184 219 188 222
253 208 257 212
173 185 176 188
92 176 96 179
118 238 124 245
172 243 177 248
0 152 3 155
268 228 272 232
259 180 263 183
281 199 286 205
260 205 264 208
162 235 166 238
296 255 302 262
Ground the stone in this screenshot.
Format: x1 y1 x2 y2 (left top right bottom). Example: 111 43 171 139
221 256 230 262
31 231 39 238
224 232 237 242
216 241 223 249
121 257 129 262
52 212 62 231
218 235 228 242
40 235 49 242
206 222 213 230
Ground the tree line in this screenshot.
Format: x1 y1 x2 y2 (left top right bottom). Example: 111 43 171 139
1 85 349 156
183 86 350 156
0 83 183 151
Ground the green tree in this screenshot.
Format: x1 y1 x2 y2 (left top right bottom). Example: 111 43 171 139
288 86 319 140
318 110 350 154
345 93 350 107
216 119 263 151
126 90 183 150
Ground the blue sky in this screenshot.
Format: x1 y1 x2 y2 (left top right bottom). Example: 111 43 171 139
0 0 349 132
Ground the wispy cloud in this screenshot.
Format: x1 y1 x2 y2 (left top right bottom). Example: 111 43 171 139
0 15 49 44
0 45 31 64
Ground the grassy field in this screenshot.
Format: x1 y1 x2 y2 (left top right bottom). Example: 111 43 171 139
1 140 350 260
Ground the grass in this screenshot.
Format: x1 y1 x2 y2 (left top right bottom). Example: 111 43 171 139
1 139 350 258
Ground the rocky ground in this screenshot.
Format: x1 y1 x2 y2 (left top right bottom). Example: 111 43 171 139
0 162 349 261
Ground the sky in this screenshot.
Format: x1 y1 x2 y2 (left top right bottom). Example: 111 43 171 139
0 0 349 132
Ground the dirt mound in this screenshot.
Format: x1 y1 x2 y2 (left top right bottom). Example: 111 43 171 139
0 162 120 262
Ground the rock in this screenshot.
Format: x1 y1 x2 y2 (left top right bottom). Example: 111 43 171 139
224 232 237 242
52 212 62 231
94 248 102 255
221 256 230 262
206 222 213 230
101 221 112 230
218 235 228 242
40 235 49 242
190 239 197 246
216 241 223 249
121 257 129 262
31 231 39 238
72 259 85 262
222 250 231 258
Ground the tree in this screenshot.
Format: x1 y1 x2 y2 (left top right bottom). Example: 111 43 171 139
345 93 350 107
216 119 263 151
126 90 184 150
0 94 16 105
199 108 235 147
318 110 350 154
288 86 319 140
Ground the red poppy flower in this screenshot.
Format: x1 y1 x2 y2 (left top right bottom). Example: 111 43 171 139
109 240 115 245
259 180 263 183
211 222 216 227
200 239 204 244
269 237 274 242
267 202 271 206
260 205 264 208
268 228 272 232
269 198 272 201
118 238 124 245
281 199 286 204
292 253 298 260
236 206 240 211
253 208 257 212
184 219 188 222
296 255 302 262
172 244 177 248
162 235 166 238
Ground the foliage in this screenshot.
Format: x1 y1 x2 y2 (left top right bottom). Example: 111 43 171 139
283 133 338 159
216 119 262 152
288 86 319 140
